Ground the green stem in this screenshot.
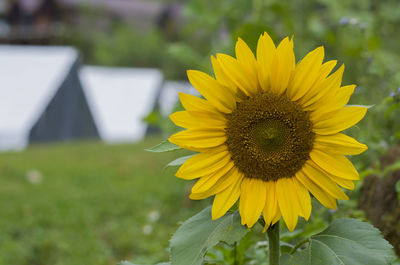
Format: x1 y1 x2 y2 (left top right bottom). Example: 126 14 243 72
267 222 280 265
258 217 266 227
233 242 238 265
290 238 310 255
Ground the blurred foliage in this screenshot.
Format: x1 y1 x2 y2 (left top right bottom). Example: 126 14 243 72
396 180 400 202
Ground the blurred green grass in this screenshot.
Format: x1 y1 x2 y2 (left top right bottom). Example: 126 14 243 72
0 138 206 265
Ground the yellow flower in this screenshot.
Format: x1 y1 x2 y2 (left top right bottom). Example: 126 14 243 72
168 32 367 232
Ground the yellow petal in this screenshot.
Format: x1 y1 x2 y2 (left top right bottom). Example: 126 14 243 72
169 128 226 150
320 168 355 190
262 181 278 227
296 170 337 209
187 70 236 113
276 178 299 232
179 92 219 113
293 178 312 221
314 133 368 155
175 147 231 179
257 32 276 91
310 85 356 120
310 148 360 180
236 38 259 94
189 166 241 200
263 209 282 233
298 60 337 106
216 53 257 96
302 161 349 200
263 210 282 233
170 111 226 129
332 84 356 106
239 178 266 227
212 174 244 219
328 175 355 190
303 64 344 110
269 37 295 95
287 46 324 101
191 160 234 194
313 106 367 135
271 208 282 226
211 56 237 92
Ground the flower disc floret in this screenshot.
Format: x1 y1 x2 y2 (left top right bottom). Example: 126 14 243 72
225 91 314 181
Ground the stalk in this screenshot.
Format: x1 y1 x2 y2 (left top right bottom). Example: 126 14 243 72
267 222 280 265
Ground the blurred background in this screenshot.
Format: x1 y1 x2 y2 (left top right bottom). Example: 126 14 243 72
0 0 399 264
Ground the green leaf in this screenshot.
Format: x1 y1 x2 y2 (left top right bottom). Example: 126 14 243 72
396 180 400 202
167 43 207 71
146 140 181 153
385 103 400 118
382 159 400 176
394 130 400 140
170 206 249 265
347 104 375 109
281 252 308 264
116 261 170 265
359 167 379 179
166 155 194 168
281 218 394 265
117 261 135 265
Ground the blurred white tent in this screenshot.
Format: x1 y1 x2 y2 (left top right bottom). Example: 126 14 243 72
158 81 198 116
80 66 163 143
0 45 98 151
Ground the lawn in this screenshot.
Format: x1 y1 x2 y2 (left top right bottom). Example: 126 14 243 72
0 138 207 265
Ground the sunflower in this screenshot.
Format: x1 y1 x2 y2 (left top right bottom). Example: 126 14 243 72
168 32 367 232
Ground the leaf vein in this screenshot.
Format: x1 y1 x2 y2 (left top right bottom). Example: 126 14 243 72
312 239 345 265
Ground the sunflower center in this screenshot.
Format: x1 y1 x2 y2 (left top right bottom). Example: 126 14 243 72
225 91 314 182
252 120 289 153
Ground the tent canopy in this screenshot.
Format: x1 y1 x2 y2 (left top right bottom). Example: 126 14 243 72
0 45 81 150
80 66 163 143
